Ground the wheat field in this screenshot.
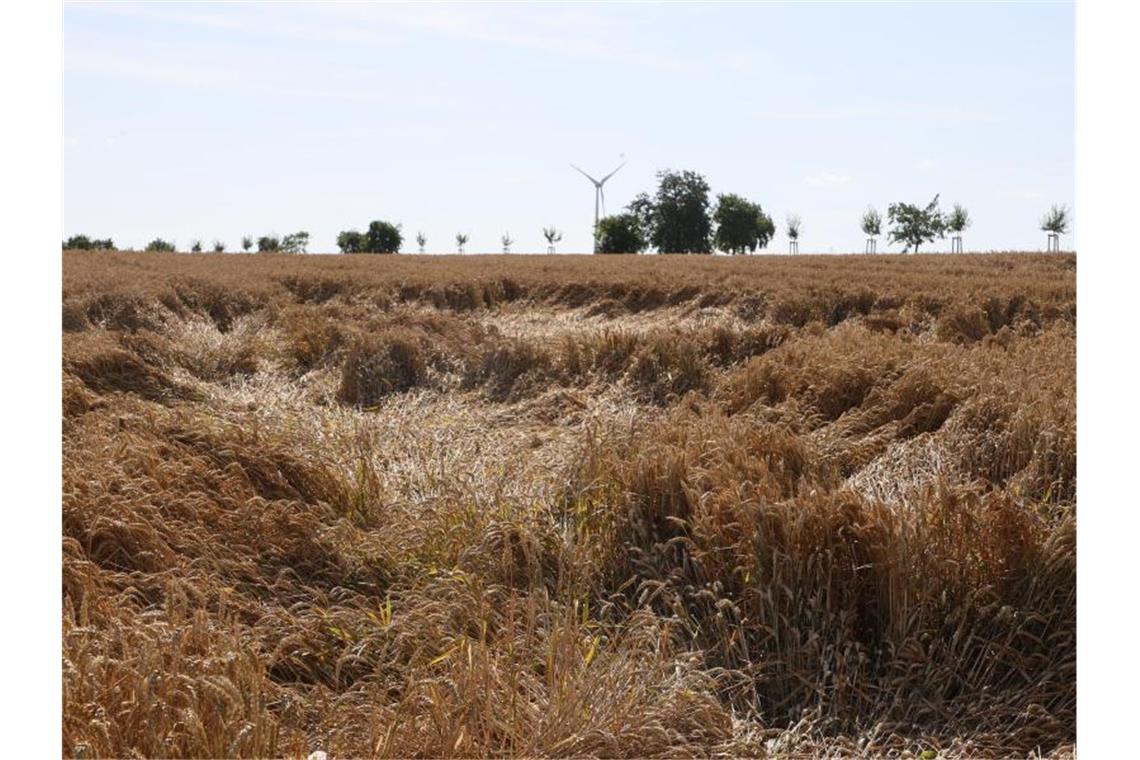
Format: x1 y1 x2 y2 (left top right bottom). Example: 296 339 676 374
62 251 1075 758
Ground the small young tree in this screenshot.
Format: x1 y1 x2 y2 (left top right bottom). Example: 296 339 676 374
946 204 971 253
241 235 253 252
91 238 115 250
861 207 882 253
542 226 562 253
456 233 469 254
281 231 310 254
257 235 281 252
887 194 945 253
190 239 203 253
364 221 402 253
785 214 801 254
337 230 364 253
501 233 514 253
415 231 427 253
145 238 176 252
212 240 225 253
595 214 647 254
713 193 775 254
1040 204 1070 252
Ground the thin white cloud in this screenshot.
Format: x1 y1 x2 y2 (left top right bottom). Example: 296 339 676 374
803 172 851 188
917 158 939 171
69 2 690 73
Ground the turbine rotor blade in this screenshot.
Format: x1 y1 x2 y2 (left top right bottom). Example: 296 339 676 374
570 163 601 185
599 160 626 185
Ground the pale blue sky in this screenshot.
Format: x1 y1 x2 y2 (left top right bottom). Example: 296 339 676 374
64 1 1074 253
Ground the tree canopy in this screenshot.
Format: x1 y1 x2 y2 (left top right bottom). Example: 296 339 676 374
860 207 882 237
786 215 801 242
257 235 281 253
365 221 402 253
281 231 310 254
947 204 971 234
1040 204 1070 235
145 238 176 252
338 221 402 253
713 193 775 254
628 169 713 253
595 213 647 254
887 195 945 253
63 235 115 250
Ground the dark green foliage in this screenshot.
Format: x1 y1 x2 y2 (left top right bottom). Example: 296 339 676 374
947 204 971 234
257 236 281 253
190 240 203 253
145 238 176 252
861 207 882 237
281 231 310 254
713 193 775 254
241 236 253 252
64 235 115 251
595 214 647 254
637 169 713 253
1040 204 1070 234
213 241 226 253
786 215 801 241
887 195 945 253
338 221 401 253
365 221 402 254
337 230 366 254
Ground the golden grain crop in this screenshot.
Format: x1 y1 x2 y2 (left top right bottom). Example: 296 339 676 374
62 250 1075 758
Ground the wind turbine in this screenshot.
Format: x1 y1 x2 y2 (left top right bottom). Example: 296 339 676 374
571 159 626 253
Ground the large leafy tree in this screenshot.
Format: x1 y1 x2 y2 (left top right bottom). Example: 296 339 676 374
713 193 775 254
630 169 713 253
337 230 365 253
241 235 253 252
887 194 945 253
281 231 310 254
595 213 646 254
257 235 281 252
364 221 402 253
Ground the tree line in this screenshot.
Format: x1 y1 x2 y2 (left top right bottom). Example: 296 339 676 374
63 171 1072 254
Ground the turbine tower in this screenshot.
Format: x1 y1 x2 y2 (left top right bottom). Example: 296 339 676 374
571 160 625 253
